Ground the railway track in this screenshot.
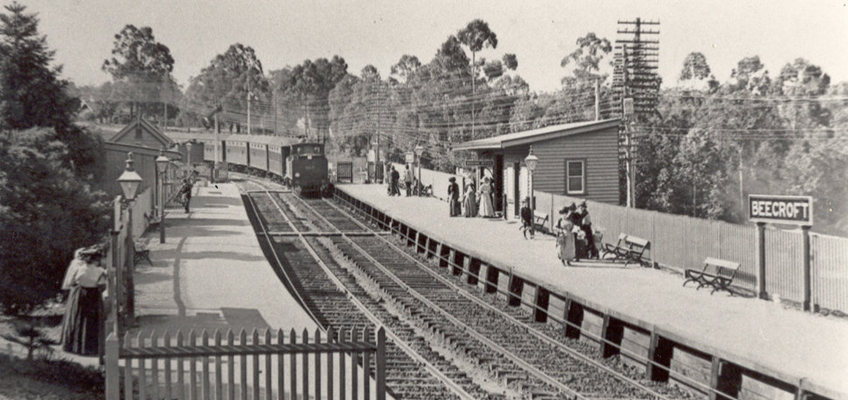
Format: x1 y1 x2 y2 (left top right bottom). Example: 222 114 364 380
235 176 691 400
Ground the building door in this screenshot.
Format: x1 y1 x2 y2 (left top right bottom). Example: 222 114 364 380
494 154 504 213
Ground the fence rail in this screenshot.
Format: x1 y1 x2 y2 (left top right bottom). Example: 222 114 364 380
105 326 387 400
535 190 848 313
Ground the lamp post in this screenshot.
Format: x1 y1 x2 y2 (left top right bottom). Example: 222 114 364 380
414 145 423 196
117 152 143 320
156 149 170 243
525 146 538 237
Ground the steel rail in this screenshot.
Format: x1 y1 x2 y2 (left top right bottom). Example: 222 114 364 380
326 194 673 400
284 195 580 399
256 187 478 400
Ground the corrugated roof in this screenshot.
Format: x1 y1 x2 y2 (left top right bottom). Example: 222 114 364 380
452 118 620 151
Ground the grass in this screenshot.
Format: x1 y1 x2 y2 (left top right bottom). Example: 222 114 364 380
0 311 104 400
0 353 104 400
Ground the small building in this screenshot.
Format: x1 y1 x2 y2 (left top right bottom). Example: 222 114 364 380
109 117 174 150
452 118 621 216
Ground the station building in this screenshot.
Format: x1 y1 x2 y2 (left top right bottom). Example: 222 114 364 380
452 118 622 216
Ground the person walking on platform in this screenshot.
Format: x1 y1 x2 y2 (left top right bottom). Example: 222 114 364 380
463 183 477 217
520 197 533 239
575 201 598 259
477 177 494 217
404 165 414 197
61 247 105 356
178 177 194 213
448 177 461 217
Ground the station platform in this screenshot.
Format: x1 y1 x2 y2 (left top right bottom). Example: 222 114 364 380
338 183 848 398
131 182 317 336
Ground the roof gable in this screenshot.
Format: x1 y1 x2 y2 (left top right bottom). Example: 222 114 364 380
109 118 174 148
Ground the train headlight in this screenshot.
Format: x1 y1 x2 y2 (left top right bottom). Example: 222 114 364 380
295 172 300 178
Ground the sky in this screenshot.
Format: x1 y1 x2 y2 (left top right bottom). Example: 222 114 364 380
23 0 848 93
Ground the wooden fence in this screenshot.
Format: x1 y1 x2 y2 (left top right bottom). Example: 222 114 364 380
535 190 848 313
105 327 387 400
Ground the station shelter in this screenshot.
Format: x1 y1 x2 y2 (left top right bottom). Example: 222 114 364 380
452 118 622 217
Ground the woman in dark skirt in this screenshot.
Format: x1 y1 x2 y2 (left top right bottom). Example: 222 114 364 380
61 247 105 356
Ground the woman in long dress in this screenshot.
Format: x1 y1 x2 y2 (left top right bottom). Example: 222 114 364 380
477 177 494 217
448 177 461 217
556 207 577 265
463 183 477 217
61 247 105 356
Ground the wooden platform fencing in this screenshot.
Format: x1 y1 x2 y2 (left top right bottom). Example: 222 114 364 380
105 326 387 400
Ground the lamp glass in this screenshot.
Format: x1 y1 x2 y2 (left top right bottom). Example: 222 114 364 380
525 148 538 172
156 155 169 173
118 169 143 200
414 145 423 156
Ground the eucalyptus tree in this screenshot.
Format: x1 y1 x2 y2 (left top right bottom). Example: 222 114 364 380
102 24 176 119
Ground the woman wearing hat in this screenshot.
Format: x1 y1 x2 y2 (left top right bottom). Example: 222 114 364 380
462 182 477 217
447 177 461 217
477 177 494 218
61 247 106 356
556 206 577 264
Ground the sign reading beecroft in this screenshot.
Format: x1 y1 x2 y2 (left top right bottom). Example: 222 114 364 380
749 194 813 225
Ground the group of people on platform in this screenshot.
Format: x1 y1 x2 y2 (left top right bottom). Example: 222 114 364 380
556 201 600 262
447 176 496 218
386 165 422 197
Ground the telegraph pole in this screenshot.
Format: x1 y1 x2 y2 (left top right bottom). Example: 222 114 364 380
615 17 659 208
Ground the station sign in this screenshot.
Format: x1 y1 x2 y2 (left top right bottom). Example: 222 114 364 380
748 194 813 226
405 152 416 164
464 160 494 168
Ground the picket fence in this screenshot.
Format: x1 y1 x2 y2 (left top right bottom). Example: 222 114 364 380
535 191 848 314
105 326 387 400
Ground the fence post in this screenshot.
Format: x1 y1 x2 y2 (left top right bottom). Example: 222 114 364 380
376 327 386 400
756 222 768 300
105 332 119 400
802 226 812 312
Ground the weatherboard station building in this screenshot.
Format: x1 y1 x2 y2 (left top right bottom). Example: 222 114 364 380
452 118 622 216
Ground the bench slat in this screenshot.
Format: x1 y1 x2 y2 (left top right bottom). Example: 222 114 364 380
704 257 740 270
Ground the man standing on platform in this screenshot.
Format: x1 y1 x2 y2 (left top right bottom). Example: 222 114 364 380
390 166 400 196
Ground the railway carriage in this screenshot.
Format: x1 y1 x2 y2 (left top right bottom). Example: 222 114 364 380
268 144 285 178
225 139 248 172
249 141 268 175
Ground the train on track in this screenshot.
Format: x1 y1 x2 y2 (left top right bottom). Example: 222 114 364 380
168 131 331 196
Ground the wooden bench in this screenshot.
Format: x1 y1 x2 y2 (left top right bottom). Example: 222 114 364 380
601 233 651 267
683 257 740 295
133 240 152 266
533 212 549 233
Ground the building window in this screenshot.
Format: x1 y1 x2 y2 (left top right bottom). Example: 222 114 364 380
566 160 585 194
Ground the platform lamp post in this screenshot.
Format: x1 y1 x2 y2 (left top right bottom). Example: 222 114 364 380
156 149 170 243
525 146 538 237
117 152 143 320
414 144 424 196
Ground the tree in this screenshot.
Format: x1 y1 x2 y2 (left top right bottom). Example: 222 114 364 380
679 52 711 81
0 129 110 316
560 32 612 85
0 2 77 131
0 2 103 181
281 56 349 140
102 25 175 119
185 43 268 133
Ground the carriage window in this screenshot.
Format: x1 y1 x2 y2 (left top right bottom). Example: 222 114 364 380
314 146 321 154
